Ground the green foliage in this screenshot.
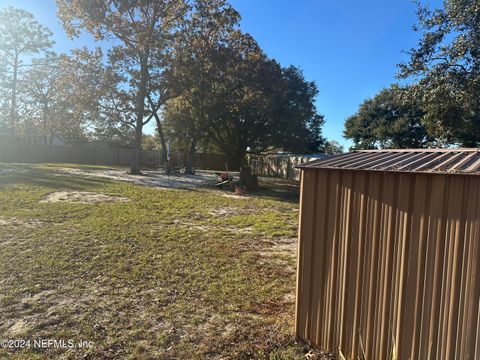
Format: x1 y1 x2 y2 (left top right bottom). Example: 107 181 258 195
162 0 325 169
344 85 432 150
345 1 480 149
20 49 105 144
0 8 102 144
0 61 9 126
272 66 325 154
323 140 344 155
0 1 327 167
0 7 53 130
57 0 189 173
57 48 105 143
141 134 160 150
398 0 480 146
20 52 60 140
0 7 53 57
166 47 325 168
162 0 242 170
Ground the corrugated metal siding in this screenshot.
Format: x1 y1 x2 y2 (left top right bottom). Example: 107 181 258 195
298 149 480 175
296 168 480 359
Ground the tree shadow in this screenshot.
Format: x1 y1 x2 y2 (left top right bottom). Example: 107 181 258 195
0 170 116 191
253 177 300 203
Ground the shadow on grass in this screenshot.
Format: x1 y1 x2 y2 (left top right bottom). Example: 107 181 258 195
253 178 300 203
0 170 116 191
0 168 203 194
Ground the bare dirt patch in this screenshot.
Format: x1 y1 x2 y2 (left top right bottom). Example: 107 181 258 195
40 191 129 204
220 193 245 200
52 167 217 189
0 168 29 175
171 219 255 234
259 237 297 257
0 217 44 228
6 319 32 337
21 289 57 307
208 207 237 216
208 206 255 217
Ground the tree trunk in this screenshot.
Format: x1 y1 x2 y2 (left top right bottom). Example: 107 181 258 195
130 57 149 175
10 51 18 134
229 147 248 172
239 166 258 190
185 136 197 175
43 103 48 145
131 126 143 174
154 114 168 165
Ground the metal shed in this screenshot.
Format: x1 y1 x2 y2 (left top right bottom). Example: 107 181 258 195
295 149 480 359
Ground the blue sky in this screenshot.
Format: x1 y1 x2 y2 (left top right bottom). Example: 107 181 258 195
0 0 440 148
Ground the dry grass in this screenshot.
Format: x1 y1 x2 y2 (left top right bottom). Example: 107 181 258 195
0 163 323 359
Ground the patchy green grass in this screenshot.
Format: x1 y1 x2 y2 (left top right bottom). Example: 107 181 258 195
0 164 312 359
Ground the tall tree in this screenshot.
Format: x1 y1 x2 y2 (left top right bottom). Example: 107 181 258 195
165 32 325 169
21 52 61 144
398 0 480 146
21 48 105 144
56 48 106 143
272 66 325 154
344 85 432 150
0 59 9 126
165 0 241 173
57 0 188 173
204 42 324 168
0 7 53 133
210 37 274 169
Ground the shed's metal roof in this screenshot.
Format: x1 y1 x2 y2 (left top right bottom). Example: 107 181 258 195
297 149 480 175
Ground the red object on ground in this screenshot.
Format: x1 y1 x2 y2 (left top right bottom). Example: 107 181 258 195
220 172 229 182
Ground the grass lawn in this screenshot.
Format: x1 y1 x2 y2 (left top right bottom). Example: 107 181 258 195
0 164 311 359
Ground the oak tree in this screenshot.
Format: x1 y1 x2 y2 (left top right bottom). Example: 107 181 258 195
344 85 432 150
57 0 188 173
165 0 242 173
398 0 480 146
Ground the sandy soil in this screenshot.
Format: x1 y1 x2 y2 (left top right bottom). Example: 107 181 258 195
220 193 245 199
52 167 218 189
0 168 29 175
40 191 130 204
0 217 45 227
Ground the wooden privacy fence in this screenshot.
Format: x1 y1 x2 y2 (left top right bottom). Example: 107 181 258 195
296 149 480 360
0 143 232 170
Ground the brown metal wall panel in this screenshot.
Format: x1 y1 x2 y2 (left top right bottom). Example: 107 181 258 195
311 170 330 344
296 169 316 339
295 169 480 359
294 170 304 339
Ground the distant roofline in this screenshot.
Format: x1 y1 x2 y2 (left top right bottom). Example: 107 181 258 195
358 148 480 153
